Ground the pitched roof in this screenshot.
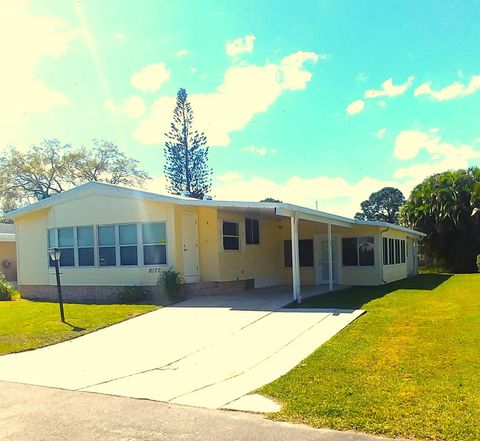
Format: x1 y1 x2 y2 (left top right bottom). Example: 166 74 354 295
6 181 425 237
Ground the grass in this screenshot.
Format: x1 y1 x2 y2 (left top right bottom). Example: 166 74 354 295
0 300 158 355
259 274 480 441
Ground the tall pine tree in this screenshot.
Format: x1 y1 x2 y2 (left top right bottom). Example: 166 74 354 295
164 88 212 199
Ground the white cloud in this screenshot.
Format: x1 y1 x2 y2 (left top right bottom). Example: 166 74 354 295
346 99 365 115
218 172 242 182
374 128 387 139
414 75 480 101
105 96 146 118
242 145 277 156
131 62 170 92
393 129 480 180
176 49 190 57
133 50 319 146
279 51 319 90
225 34 256 57
113 32 125 41
365 76 414 99
0 2 75 117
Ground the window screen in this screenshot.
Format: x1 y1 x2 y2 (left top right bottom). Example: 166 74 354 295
245 218 260 244
284 239 314 267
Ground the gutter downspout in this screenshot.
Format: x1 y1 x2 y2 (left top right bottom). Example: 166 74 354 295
380 227 389 284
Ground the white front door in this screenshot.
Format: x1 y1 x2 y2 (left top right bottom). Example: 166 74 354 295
314 234 337 284
182 213 200 283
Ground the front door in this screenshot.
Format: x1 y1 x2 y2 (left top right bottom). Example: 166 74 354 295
314 234 337 285
182 213 200 283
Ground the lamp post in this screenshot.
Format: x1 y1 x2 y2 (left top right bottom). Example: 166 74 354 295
49 247 65 323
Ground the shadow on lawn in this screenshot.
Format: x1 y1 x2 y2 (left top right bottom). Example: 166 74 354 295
289 274 453 310
63 321 86 332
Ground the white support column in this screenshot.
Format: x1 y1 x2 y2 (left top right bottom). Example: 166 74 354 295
327 223 333 291
290 214 301 303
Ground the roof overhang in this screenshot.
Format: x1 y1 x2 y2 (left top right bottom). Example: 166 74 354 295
274 206 353 228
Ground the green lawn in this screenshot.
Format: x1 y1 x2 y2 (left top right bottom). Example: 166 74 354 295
0 300 158 355
260 274 480 441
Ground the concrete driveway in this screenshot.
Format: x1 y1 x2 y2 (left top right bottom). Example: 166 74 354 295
0 290 364 411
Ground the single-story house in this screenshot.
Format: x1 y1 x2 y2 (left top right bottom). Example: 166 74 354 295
7 182 425 302
0 223 17 282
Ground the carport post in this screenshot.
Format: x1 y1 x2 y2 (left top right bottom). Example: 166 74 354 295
290 214 301 303
328 223 333 291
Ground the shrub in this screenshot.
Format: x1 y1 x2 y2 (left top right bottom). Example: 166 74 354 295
0 279 21 301
477 255 480 273
159 268 183 301
117 286 150 303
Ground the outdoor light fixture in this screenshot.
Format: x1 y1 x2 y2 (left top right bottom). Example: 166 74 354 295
49 247 65 323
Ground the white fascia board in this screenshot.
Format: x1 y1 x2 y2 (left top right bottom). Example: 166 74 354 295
355 220 426 237
274 206 353 228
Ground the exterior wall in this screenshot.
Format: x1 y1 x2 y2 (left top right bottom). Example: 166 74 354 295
0 241 17 281
217 210 283 286
16 195 177 290
382 228 414 283
339 225 383 286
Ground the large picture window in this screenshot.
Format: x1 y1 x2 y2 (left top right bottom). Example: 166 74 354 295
342 237 375 267
47 222 167 268
284 239 314 267
223 221 240 250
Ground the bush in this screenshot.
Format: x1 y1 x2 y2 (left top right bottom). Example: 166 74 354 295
0 279 21 301
477 255 480 273
117 286 150 303
159 268 183 301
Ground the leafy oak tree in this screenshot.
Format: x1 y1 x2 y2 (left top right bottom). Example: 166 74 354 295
354 187 405 224
0 139 149 215
260 197 283 203
164 88 212 199
399 167 480 272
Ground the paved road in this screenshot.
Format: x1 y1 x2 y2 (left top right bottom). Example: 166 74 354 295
0 381 397 441
0 291 363 411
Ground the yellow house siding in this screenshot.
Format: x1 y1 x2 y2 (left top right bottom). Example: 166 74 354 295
217 210 283 285
17 195 178 287
16 210 49 285
197 207 220 282
0 241 17 281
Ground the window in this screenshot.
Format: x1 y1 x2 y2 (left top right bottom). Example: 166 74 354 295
143 223 167 265
395 239 401 264
383 237 388 265
342 238 358 266
48 222 167 268
58 227 75 267
77 226 94 266
383 237 407 266
342 237 375 267
119 224 138 266
223 221 239 250
245 218 259 245
359 237 375 266
388 238 395 265
284 240 314 267
98 225 116 266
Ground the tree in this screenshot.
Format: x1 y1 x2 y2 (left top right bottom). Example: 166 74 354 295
0 139 150 213
260 197 282 203
164 88 212 199
354 187 405 224
399 167 480 272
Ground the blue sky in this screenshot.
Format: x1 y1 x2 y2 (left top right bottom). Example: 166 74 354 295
1 0 479 215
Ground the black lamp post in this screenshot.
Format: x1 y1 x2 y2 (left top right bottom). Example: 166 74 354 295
49 247 65 323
